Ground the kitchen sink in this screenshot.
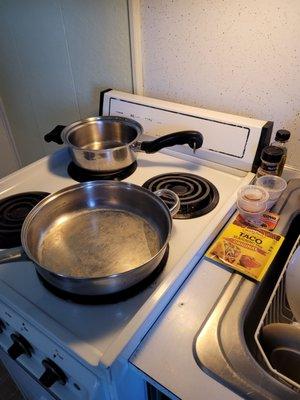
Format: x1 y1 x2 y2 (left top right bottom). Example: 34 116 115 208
194 178 300 400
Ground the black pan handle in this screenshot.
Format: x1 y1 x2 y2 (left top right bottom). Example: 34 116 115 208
140 131 203 154
44 125 66 145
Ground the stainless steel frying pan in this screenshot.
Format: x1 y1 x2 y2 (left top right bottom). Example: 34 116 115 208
0 181 179 296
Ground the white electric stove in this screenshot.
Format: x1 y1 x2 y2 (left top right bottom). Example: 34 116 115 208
0 91 272 400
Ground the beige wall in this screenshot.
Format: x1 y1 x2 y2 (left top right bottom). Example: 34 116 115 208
0 0 132 166
140 0 300 169
0 99 20 178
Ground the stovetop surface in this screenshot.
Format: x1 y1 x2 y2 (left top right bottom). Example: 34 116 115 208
0 148 252 366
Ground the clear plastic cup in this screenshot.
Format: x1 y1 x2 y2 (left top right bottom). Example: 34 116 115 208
237 203 267 225
237 185 269 213
255 175 287 209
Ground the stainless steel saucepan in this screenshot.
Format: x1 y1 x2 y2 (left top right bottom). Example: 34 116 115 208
44 116 203 172
0 181 180 296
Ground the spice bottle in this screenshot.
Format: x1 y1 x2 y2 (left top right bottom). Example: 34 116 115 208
256 146 284 178
271 129 290 176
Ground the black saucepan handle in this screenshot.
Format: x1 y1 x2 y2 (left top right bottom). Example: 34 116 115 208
140 131 203 154
44 125 66 145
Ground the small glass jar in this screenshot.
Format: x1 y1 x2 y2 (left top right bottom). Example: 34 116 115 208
256 146 284 178
271 129 291 176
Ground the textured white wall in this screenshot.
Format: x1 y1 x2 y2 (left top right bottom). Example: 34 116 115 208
0 99 20 178
140 0 300 169
0 0 132 166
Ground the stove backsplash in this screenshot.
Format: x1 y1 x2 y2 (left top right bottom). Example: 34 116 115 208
102 90 272 173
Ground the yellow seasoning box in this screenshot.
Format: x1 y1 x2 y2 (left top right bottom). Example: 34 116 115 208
205 214 284 281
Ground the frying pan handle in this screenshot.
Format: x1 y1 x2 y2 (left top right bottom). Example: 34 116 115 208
138 131 203 154
44 125 66 145
154 189 180 217
0 247 28 264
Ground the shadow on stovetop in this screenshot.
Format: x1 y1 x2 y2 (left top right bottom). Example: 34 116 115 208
46 148 71 178
45 148 202 180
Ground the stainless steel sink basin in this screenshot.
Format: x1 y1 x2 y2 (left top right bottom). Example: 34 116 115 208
194 178 300 400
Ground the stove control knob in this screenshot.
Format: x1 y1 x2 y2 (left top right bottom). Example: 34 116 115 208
39 358 67 388
0 320 5 333
7 333 33 360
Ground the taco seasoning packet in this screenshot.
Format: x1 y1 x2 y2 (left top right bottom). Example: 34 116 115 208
205 214 284 281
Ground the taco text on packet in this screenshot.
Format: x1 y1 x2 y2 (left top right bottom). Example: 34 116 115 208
205 215 284 281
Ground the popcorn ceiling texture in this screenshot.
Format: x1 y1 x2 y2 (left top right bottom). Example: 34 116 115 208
140 0 300 169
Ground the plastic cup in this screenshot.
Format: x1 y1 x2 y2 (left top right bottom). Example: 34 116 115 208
237 203 267 226
255 175 287 209
237 185 269 213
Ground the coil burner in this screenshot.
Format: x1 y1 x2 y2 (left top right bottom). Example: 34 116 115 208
143 173 219 219
0 192 49 248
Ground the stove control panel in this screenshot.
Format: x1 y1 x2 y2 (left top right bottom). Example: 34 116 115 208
0 300 104 400
103 89 272 172
0 319 5 333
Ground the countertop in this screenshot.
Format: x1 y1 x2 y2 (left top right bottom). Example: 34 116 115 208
130 257 242 400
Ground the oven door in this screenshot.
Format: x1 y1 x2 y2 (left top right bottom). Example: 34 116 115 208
0 347 56 400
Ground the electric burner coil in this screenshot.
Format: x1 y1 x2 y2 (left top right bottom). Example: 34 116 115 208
143 173 219 219
0 192 49 248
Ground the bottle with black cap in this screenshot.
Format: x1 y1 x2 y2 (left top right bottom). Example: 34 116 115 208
271 129 291 176
256 145 284 178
